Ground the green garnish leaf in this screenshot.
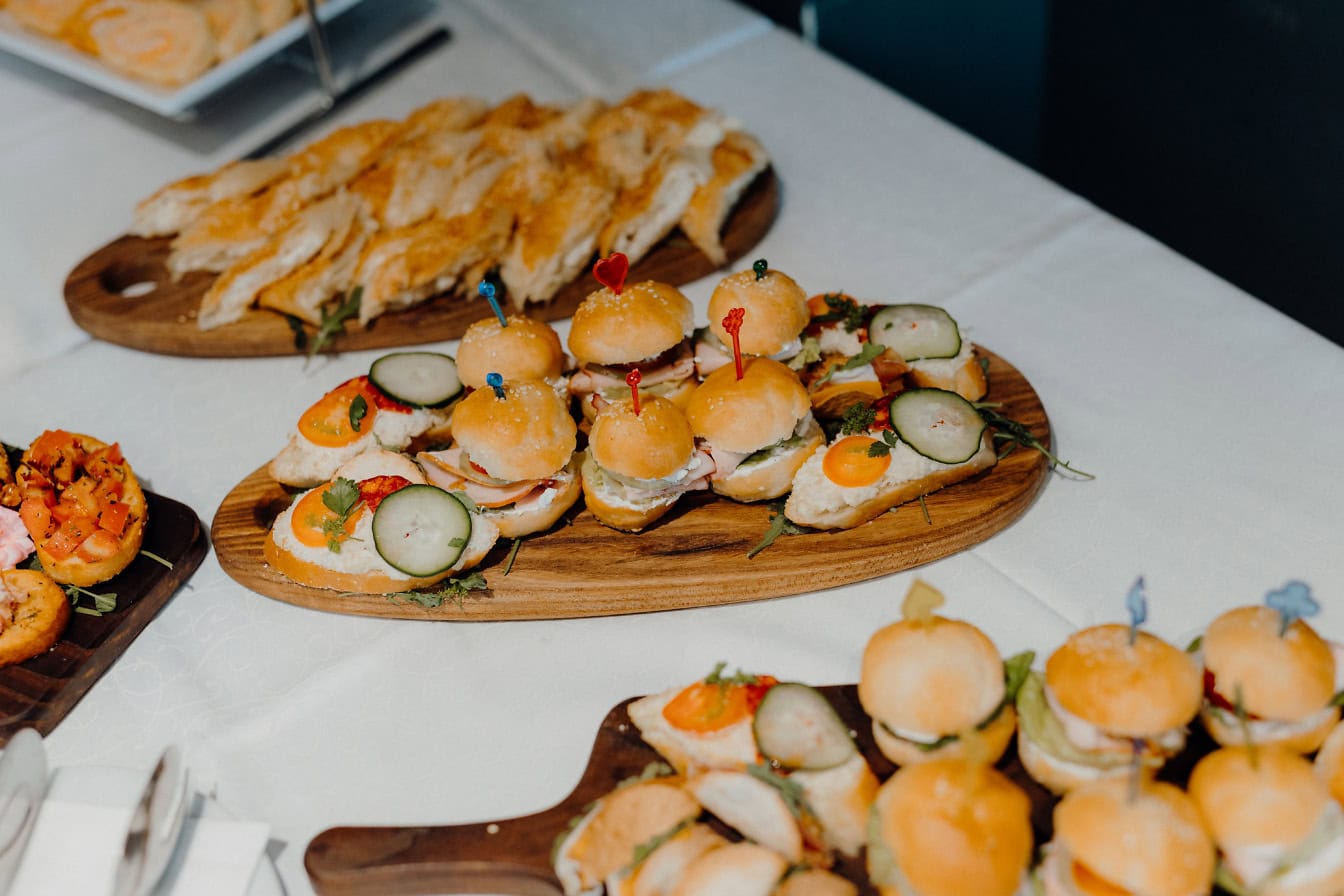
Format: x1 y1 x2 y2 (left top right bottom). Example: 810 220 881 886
818 342 885 384
1003 650 1036 702
629 820 691 870
349 394 368 432
1331 690 1344 708
811 293 867 332
65 583 117 615
704 661 761 687
866 430 898 458
305 286 362 365
976 402 1094 479
746 762 814 820
453 491 480 514
139 549 173 569
446 536 467 549
285 315 308 351
747 500 806 559
320 478 363 552
918 494 931 524
838 401 877 436
380 572 488 609
503 538 521 575
1186 634 1203 653
787 336 823 370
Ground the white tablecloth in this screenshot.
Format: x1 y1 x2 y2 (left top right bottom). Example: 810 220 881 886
2 1 1341 892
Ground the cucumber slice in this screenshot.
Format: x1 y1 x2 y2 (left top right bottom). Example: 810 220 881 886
752 683 857 771
369 352 463 408
869 304 962 361
372 485 472 577
889 388 987 464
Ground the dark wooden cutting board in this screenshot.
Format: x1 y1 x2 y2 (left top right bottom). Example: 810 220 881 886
63 170 779 358
211 348 1051 621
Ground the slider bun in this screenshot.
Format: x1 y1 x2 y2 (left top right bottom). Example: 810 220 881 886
568 281 694 365
707 266 809 356
1200 703 1338 755
871 757 1033 896
580 452 681 533
485 458 582 539
456 314 564 389
710 417 822 503
1045 624 1201 737
686 357 810 453
1016 726 1157 796
590 396 695 481
1189 746 1330 848
1316 721 1344 806
871 703 1016 767
1052 779 1215 896
450 380 577 481
859 615 1007 740
1202 605 1336 720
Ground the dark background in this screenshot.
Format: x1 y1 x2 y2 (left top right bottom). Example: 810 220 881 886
740 0 1344 347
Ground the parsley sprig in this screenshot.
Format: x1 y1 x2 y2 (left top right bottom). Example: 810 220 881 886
380 572 488 609
320 477 363 552
838 402 877 435
810 293 867 332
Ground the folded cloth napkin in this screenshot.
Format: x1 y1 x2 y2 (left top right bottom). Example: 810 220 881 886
9 766 270 896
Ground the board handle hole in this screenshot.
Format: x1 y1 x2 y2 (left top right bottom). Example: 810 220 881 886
100 260 164 298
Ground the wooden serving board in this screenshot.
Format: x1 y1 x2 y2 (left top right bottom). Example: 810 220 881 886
0 490 208 745
304 685 1227 895
62 169 779 358
211 348 1050 621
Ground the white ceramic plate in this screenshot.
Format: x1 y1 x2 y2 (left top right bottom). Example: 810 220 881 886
0 0 366 119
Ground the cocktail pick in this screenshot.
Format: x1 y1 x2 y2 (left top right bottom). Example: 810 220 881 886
627 369 642 415
900 578 944 625
1265 580 1318 637
1233 684 1259 769
1128 738 1144 802
752 258 768 281
722 306 746 380
1125 576 1148 646
593 252 630 295
486 372 506 399
478 280 507 328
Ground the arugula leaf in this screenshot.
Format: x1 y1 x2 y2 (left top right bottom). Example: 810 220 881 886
747 501 806 559
811 293 867 332
66 583 117 616
380 572 488 609
976 402 1094 479
746 763 814 820
349 394 368 433
787 336 823 370
503 538 521 575
704 661 761 687
139 549 173 569
1003 650 1036 702
1331 690 1344 708
305 286 362 364
817 342 886 384
284 315 308 352
838 401 877 436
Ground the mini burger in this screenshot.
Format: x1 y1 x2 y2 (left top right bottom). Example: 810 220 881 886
694 260 810 376
455 312 568 396
264 449 497 593
684 357 824 502
1197 603 1343 754
1015 624 1202 795
567 280 697 421
867 756 1034 896
417 379 580 538
1191 746 1344 896
858 581 1028 767
581 395 714 532
1035 779 1215 896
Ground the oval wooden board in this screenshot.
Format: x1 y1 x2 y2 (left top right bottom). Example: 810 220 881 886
211 348 1050 621
304 684 1227 895
63 169 779 358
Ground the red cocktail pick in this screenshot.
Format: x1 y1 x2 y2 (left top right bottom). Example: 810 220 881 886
593 252 630 295
722 307 746 380
627 368 642 415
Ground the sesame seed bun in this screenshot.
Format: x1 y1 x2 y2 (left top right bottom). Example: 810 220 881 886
870 757 1033 896
685 357 810 453
1045 625 1202 737
1052 779 1214 896
590 396 695 482
707 266 809 357
708 417 823 503
568 281 695 366
859 615 1007 741
1202 605 1336 721
450 380 577 482
456 314 564 389
1189 746 1330 849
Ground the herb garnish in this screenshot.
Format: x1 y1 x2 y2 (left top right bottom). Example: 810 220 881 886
746 762 814 820
24 554 117 615
838 402 877 436
139 549 173 569
320 477 363 552
747 500 805 559
817 342 885 385
811 293 867 332
305 286 362 364
503 538 521 575
379 572 488 609
976 402 1094 479
918 495 931 524
866 430 899 458
349 394 368 433
285 315 308 352
787 336 823 371
1332 691 1344 708
703 661 761 687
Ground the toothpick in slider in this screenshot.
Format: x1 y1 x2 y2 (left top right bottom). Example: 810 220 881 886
479 280 507 328
722 306 746 380
486 372 506 399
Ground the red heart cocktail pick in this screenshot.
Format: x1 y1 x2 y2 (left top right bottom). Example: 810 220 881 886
593 252 630 294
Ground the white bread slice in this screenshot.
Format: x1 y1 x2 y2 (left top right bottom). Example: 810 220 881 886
906 342 988 401
784 430 997 530
256 197 374 325
686 770 802 863
790 753 879 858
670 842 787 896
680 131 770 266
607 824 727 896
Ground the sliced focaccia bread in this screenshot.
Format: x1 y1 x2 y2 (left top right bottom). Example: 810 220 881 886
680 131 770 266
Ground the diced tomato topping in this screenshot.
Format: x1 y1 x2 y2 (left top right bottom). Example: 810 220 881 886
662 677 779 733
75 529 122 562
19 499 52 539
99 501 131 537
92 442 124 465
357 476 412 512
62 477 101 517
44 516 97 561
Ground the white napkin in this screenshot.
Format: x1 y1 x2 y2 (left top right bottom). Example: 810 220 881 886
8 767 270 896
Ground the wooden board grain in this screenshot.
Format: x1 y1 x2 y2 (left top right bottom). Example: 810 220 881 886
62 169 779 358
211 348 1050 621
0 491 207 745
303 685 1227 896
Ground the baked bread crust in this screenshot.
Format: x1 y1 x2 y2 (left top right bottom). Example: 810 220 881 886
0 569 72 667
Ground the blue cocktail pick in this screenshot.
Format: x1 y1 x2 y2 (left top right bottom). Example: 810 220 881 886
478 280 507 328
486 371 505 399
1126 576 1148 645
1265 580 1318 636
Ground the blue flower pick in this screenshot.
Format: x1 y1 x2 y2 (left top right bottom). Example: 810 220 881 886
1125 576 1148 645
486 372 506 400
1265 580 1318 637
478 280 507 328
